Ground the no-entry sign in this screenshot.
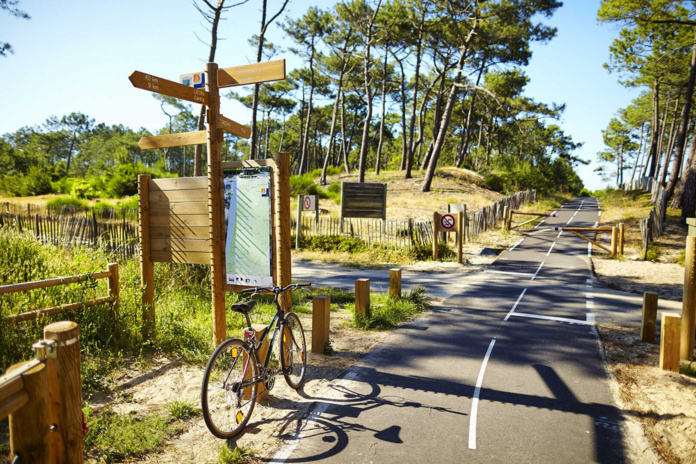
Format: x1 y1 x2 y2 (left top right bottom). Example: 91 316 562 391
301 195 316 211
440 213 456 231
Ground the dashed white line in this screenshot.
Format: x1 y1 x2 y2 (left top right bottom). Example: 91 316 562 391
546 242 556 256
469 339 496 450
483 270 535 277
504 288 528 321
557 229 563 238
566 215 574 224
588 241 592 257
586 301 595 310
530 262 545 281
508 238 524 252
534 219 545 229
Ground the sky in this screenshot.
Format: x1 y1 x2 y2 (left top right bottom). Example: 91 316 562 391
0 0 640 191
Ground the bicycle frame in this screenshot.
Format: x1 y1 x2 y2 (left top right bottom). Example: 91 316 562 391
240 299 285 385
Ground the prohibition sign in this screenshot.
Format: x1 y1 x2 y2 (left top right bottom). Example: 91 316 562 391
440 213 456 231
303 196 312 210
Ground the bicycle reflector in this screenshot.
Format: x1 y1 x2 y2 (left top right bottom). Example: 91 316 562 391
244 328 255 341
236 411 244 424
232 347 239 358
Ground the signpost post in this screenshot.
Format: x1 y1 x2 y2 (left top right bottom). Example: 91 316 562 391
295 195 317 249
130 59 289 346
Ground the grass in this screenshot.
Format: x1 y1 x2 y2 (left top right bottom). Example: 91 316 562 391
680 361 696 378
218 444 256 464
353 285 431 330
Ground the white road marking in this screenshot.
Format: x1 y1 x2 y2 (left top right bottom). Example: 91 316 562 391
534 219 545 229
573 211 578 217
546 242 556 256
550 210 557 216
588 241 592 257
508 238 524 252
469 339 496 450
586 313 596 324
586 301 595 310
593 221 598 228
530 262 545 281
598 211 601 217
483 270 535 277
270 371 358 462
586 278 593 284
586 293 594 299
566 215 574 224
509 312 594 326
504 288 528 321
557 229 563 238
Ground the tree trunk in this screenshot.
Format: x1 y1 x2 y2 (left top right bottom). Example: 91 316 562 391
666 30 696 201
421 48 468 192
299 41 316 175
404 8 425 179
375 49 389 175
395 57 407 171
420 73 448 171
647 79 661 177
340 89 350 173
672 120 696 210
357 0 382 183
630 122 645 183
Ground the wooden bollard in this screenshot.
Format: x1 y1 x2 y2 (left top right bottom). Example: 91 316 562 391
432 212 439 261
640 292 658 343
681 236 696 361
355 279 370 319
660 312 681 372
389 269 402 299
611 226 618 257
618 223 625 255
44 321 84 464
9 361 51 463
312 295 331 354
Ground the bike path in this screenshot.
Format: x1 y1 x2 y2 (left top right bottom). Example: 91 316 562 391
272 198 628 463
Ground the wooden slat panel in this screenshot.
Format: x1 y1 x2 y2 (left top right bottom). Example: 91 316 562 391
150 226 210 240
149 214 209 228
149 189 208 203
150 177 208 191
150 238 210 253
151 250 210 265
149 202 208 214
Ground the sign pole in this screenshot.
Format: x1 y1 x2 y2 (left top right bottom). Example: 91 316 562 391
296 195 303 250
205 62 226 346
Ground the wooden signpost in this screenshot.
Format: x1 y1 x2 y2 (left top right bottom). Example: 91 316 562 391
432 211 463 263
130 59 290 346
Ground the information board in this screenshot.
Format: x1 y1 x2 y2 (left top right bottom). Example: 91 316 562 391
223 169 273 286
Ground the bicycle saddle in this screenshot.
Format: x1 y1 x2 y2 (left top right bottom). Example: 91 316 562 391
230 300 257 314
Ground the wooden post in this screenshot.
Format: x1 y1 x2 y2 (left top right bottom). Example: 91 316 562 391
463 205 468 243
8 361 51 463
206 62 227 346
107 263 120 326
44 321 83 464
640 292 658 343
457 211 463 264
355 278 370 319
276 152 292 313
660 312 681 372
312 295 331 354
611 226 618 257
295 195 303 250
432 212 439 261
137 174 155 337
389 269 402 299
619 223 625 255
681 236 696 360
502 206 509 231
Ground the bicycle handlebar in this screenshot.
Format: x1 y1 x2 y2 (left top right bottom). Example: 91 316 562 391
240 282 311 296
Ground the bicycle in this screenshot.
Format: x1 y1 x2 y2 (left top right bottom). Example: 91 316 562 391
201 282 311 438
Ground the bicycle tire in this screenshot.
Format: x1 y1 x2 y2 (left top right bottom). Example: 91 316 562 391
280 312 307 389
201 338 258 438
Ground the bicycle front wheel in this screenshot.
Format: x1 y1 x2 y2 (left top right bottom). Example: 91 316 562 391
280 312 307 389
201 338 258 438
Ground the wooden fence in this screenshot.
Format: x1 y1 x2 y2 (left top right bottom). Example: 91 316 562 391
2 202 139 220
294 189 536 251
1 263 120 324
619 177 668 257
0 212 138 260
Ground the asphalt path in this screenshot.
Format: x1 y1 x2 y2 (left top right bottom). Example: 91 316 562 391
271 198 636 463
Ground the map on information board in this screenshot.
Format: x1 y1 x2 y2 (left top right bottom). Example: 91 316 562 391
223 170 273 287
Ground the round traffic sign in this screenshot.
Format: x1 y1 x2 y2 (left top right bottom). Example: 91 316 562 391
303 196 312 210
440 213 456 231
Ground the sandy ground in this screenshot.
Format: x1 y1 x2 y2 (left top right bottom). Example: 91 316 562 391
592 216 694 464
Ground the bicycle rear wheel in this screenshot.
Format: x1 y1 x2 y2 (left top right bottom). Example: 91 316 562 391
280 312 307 389
201 338 258 438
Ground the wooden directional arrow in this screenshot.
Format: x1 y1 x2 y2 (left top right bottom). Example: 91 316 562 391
219 114 251 139
217 59 285 88
138 131 207 150
129 71 209 106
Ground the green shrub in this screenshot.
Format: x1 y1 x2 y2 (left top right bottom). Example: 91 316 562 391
46 196 88 212
354 285 431 330
106 163 173 198
71 179 99 199
302 235 366 253
0 166 53 196
289 172 316 197
51 177 76 194
578 188 593 197
483 172 507 192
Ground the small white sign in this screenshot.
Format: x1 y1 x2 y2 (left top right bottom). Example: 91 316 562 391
301 195 316 211
180 72 206 89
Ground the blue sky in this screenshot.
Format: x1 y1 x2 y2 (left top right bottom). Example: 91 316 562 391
0 0 639 190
